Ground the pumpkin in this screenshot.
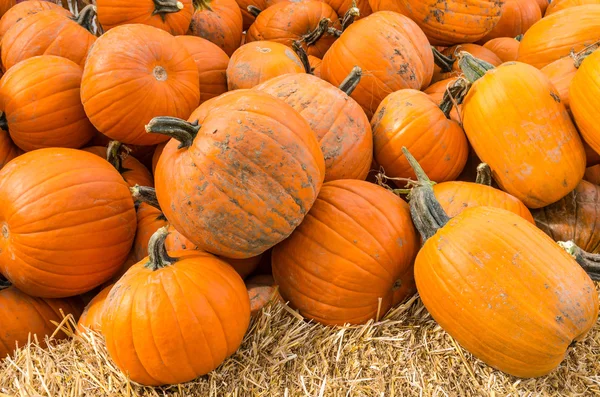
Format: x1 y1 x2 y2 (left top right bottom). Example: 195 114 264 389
0 127 20 170
149 89 325 259
235 0 285 30
81 24 200 146
584 140 600 168
517 5 600 68
585 165 600 184
226 41 305 90
77 283 113 334
1 6 96 71
175 36 229 105
368 0 502 46
323 0 370 19
423 77 461 124
96 0 194 35
371 89 468 183
545 0 600 15
0 283 84 358
477 0 541 44
0 148 137 298
0 0 70 41
321 11 433 118
83 142 154 188
246 1 341 58
570 49 600 156
535 0 550 13
457 53 586 208
188 0 243 57
272 179 419 325
255 70 373 182
102 227 251 386
308 55 322 77
483 37 521 62
0 56 95 152
0 0 13 19
246 274 281 317
152 142 166 175
432 44 502 84
404 148 599 378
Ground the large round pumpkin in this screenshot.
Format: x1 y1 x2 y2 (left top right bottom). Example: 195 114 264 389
0 56 95 152
0 148 137 298
188 0 243 56
477 0 541 43
321 11 433 118
81 24 200 146
151 89 325 259
77 283 113 334
272 179 418 325
0 0 70 41
545 0 600 15
483 37 521 62
102 227 251 386
0 127 20 170
570 49 600 155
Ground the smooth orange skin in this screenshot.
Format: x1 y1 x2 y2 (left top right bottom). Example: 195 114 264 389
461 62 585 208
81 24 200 146
585 165 600 184
424 77 461 124
584 140 600 167
152 142 166 175
0 1 70 42
0 56 95 152
432 44 502 83
175 36 229 105
321 11 433 118
247 284 281 317
371 89 468 183
155 90 325 259
534 0 550 13
483 37 520 62
272 180 419 326
246 1 340 58
1 10 95 71
533 180 600 253
96 0 193 35
0 149 137 298
545 0 600 15
83 146 154 188
0 0 13 18
102 250 251 386
0 128 20 170
188 0 243 57
415 206 599 378
132 204 167 262
235 0 286 30
433 181 535 223
0 286 83 358
255 73 373 182
570 49 600 156
226 41 305 90
477 0 541 43
517 5 600 68
77 283 113 334
541 56 578 110
368 0 502 46
308 55 322 78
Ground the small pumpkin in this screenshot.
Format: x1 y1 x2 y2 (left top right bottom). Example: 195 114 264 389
585 165 600 184
432 44 502 84
0 0 70 41
308 55 322 77
0 127 20 170
77 283 113 334
570 48 600 156
534 0 550 13
83 142 154 188
545 0 600 15
188 0 243 56
477 0 541 44
246 274 281 317
102 227 251 386
483 37 521 62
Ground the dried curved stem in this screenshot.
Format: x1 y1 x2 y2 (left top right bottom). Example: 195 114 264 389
338 66 362 96
292 40 312 74
247 5 261 17
145 226 178 271
432 46 455 73
131 185 162 211
341 4 359 31
439 78 469 119
155 0 186 15
74 4 97 32
302 18 331 46
145 117 200 149
456 51 495 84
559 241 600 281
475 163 492 186
571 41 600 68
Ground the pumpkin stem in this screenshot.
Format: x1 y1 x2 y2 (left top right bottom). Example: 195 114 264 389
457 51 495 84
432 46 455 73
0 112 7 132
438 78 469 119
154 0 185 16
475 163 492 186
340 3 359 31
292 40 312 74
401 147 449 243
558 241 600 281
73 4 97 33
106 141 125 173
145 226 178 271
145 117 200 149
247 5 261 17
571 41 600 68
302 18 332 46
130 185 162 211
515 34 523 42
338 66 362 96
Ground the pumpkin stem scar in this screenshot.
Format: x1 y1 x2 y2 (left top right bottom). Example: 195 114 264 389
558 241 600 281
145 117 201 149
302 18 333 46
432 46 455 73
153 0 185 20
153 66 168 81
292 41 312 74
247 4 261 17
130 185 162 211
145 226 178 271
338 66 362 96
73 4 97 33
457 51 495 84
475 163 492 186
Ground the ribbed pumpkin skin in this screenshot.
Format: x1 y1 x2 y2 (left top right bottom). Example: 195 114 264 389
96 0 194 35
226 41 305 90
534 0 550 13
1 10 96 71
255 73 373 182
433 44 502 83
321 11 433 118
541 56 578 110
0 286 83 358
132 204 167 262
81 24 200 146
175 36 229 105
483 37 520 62
461 62 585 208
0 0 14 19
570 49 600 155
272 180 419 325
0 1 70 42
368 0 502 46
82 146 154 188
0 128 20 170
155 90 325 259
517 5 600 68
433 181 534 222
188 0 243 57
308 55 322 77
416 206 598 378
545 0 600 15
477 0 541 43
585 165 600 184
152 142 166 175
102 250 251 386
424 77 461 123
372 89 468 183
532 180 600 253
77 283 113 334
246 1 341 58
0 56 95 152
0 149 137 298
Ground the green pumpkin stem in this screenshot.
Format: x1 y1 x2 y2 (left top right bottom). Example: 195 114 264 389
338 66 362 96
475 163 492 186
145 117 200 149
292 40 313 74
432 46 455 73
457 51 495 84
130 185 162 211
155 0 185 15
74 4 97 32
247 5 261 17
302 18 332 46
438 78 469 119
0 112 7 132
515 34 523 42
145 226 178 271
401 147 450 243
341 2 359 31
558 241 600 281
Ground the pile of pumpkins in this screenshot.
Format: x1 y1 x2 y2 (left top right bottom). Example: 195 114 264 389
0 0 600 387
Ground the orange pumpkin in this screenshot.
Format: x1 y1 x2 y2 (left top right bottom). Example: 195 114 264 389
321 11 433 118
77 283 113 334
432 44 502 83
423 77 462 124
545 0 600 15
585 165 600 184
235 0 285 30
272 179 419 325
152 142 166 175
188 0 243 56
0 56 95 152
102 227 251 386
83 142 154 188
308 55 322 77
483 37 521 62
534 0 550 13
570 49 600 156
0 127 20 170
81 24 200 146
0 0 13 18
96 0 194 35
0 148 137 298
323 0 370 19
477 0 541 44
246 274 281 317
0 0 70 41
